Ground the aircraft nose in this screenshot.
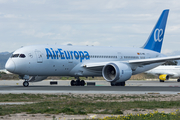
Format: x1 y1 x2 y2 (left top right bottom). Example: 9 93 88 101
5 59 16 73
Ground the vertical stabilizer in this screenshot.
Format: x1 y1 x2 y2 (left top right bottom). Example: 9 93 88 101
142 9 169 53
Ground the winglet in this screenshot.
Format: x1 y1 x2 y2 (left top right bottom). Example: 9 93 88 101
142 9 169 53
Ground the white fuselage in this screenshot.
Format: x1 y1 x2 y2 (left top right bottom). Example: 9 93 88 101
146 65 180 78
6 45 164 77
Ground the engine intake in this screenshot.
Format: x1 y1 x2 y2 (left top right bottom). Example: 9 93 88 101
102 62 132 83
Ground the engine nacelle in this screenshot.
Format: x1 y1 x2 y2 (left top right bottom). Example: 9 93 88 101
159 74 169 81
102 62 132 83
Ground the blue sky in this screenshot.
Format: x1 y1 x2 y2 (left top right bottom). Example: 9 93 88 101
1 0 180 55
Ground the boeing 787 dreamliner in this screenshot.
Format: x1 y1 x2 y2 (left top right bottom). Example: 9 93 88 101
5 9 180 87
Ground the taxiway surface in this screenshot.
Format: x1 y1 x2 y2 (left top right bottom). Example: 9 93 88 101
0 80 180 94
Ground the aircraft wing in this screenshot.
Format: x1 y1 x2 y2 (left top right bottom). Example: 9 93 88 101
127 55 180 65
145 71 175 76
83 55 180 69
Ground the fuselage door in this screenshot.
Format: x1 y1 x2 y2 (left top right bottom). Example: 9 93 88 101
68 51 73 64
118 52 123 60
35 50 43 63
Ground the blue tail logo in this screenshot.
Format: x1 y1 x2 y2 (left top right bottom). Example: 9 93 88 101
143 9 169 53
154 28 163 42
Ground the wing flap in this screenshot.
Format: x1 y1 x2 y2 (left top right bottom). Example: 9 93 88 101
83 62 111 68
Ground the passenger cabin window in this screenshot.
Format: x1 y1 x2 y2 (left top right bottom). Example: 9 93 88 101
19 54 26 58
11 54 19 58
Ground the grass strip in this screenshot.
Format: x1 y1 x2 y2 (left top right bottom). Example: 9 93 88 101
0 94 177 102
0 99 180 116
0 94 180 116
100 111 180 120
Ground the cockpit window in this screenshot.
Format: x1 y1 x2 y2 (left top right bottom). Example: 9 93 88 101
11 54 19 58
11 54 26 58
19 54 26 58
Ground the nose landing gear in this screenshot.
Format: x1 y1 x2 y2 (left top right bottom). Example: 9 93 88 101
23 80 29 87
20 75 30 87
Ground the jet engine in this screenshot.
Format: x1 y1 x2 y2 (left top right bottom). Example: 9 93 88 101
102 62 132 83
159 74 169 81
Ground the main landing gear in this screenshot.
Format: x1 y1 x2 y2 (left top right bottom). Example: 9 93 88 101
159 80 165 82
23 80 29 87
70 79 85 86
111 82 125 86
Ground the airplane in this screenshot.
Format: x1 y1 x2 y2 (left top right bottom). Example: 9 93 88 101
5 9 180 87
145 65 180 82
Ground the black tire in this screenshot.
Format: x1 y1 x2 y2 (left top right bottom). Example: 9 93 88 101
177 79 180 82
111 82 116 86
116 82 125 86
111 82 125 86
80 80 85 86
115 83 121 86
159 80 164 82
75 80 81 86
120 82 125 86
71 80 76 86
23 81 29 87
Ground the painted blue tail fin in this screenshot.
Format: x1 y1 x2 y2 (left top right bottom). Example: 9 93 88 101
142 9 169 53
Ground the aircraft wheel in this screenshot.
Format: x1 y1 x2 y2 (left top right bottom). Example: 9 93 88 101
80 80 85 86
111 82 125 86
116 82 125 86
75 80 81 86
71 80 76 86
120 82 125 86
23 81 29 87
159 80 164 82
115 83 121 86
111 82 116 86
177 79 180 82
